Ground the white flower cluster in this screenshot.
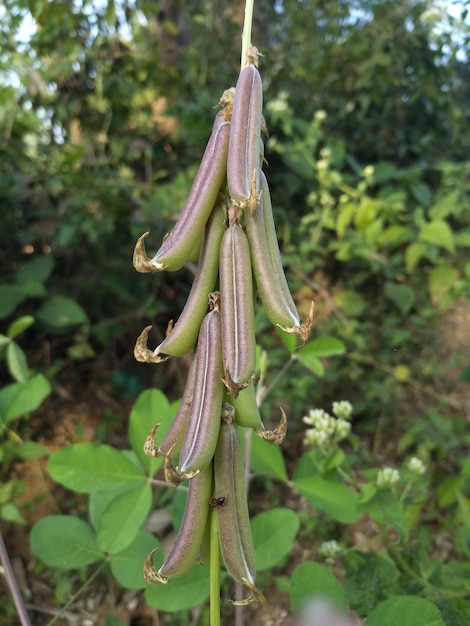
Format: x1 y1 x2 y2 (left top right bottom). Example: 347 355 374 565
376 467 401 487
303 402 352 448
318 540 342 560
407 456 426 475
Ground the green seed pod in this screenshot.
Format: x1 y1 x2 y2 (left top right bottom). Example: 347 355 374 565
155 203 226 358
134 115 230 273
176 299 224 478
219 224 256 397
227 64 263 208
214 408 266 605
143 462 213 583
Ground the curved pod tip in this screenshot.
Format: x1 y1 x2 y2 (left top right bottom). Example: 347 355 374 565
134 326 171 364
133 232 168 273
143 549 169 585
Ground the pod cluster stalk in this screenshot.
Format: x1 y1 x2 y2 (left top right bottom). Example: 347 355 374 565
136 47 313 605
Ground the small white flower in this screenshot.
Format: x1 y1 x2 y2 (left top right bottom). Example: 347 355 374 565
316 159 329 171
320 147 331 160
335 419 351 440
314 109 327 121
407 457 426 475
377 467 401 487
332 401 353 420
363 165 375 178
304 429 328 448
303 408 329 426
318 540 342 559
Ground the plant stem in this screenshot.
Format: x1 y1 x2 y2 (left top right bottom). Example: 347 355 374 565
0 529 32 626
46 559 109 626
209 509 221 626
240 0 255 69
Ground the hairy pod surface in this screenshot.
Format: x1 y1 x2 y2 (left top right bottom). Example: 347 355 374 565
227 64 263 208
144 355 198 458
177 303 224 477
155 203 227 357
214 413 256 588
143 463 213 583
133 116 230 273
219 224 256 397
245 171 300 330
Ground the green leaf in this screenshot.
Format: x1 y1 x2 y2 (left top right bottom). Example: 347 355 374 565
17 254 54 284
428 265 458 307
96 483 152 554
429 190 460 220
145 562 210 611
384 282 415 314
405 242 428 272
17 441 50 459
344 551 400 616
277 327 297 355
7 315 35 339
0 502 25 524
334 290 366 316
358 490 408 541
293 477 358 523
250 433 288 481
104 617 127 626
365 596 445 626
6 342 29 382
419 220 454 253
48 443 146 493
0 374 51 424
290 561 347 613
296 352 324 376
252 508 299 571
36 295 87 330
30 516 104 569
354 198 377 230
128 389 179 475
0 285 27 320
299 337 346 358
110 530 159 590
336 202 355 238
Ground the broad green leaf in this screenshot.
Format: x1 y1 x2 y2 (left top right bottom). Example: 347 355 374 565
334 290 366 316
7 315 35 339
384 282 414 314
0 502 25 524
48 443 145 493
277 327 297 354
419 220 454 253
17 254 54 284
376 225 408 247
128 389 179 475
344 551 400 616
290 562 347 613
17 441 50 459
104 617 127 626
252 508 299 571
0 374 51 424
336 202 355 238
354 198 377 230
145 562 210 611
405 242 428 273
429 190 460 220
30 516 104 569
96 483 152 554
0 285 27 320
36 295 87 329
110 530 159 590
437 598 470 626
428 265 458 307
296 352 324 376
250 433 288 481
6 341 29 382
293 477 358 523
298 337 346 358
365 596 444 626
358 490 408 541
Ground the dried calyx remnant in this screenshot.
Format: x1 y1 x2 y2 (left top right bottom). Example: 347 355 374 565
135 46 313 605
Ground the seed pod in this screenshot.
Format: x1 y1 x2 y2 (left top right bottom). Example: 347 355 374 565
227 64 263 209
175 299 224 480
219 224 256 397
214 407 266 605
230 381 264 431
133 116 230 273
154 203 226 358
144 354 198 458
143 462 213 583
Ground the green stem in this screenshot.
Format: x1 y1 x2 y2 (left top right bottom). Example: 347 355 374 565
240 0 255 69
46 559 109 626
209 509 221 626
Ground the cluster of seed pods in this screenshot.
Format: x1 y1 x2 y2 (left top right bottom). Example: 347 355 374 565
133 47 314 605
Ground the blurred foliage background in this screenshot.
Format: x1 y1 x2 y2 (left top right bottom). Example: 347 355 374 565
1 0 469 434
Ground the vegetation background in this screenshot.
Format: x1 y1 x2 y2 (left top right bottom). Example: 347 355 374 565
1 0 470 624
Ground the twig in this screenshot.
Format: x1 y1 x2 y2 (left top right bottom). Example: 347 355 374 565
0 529 32 626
